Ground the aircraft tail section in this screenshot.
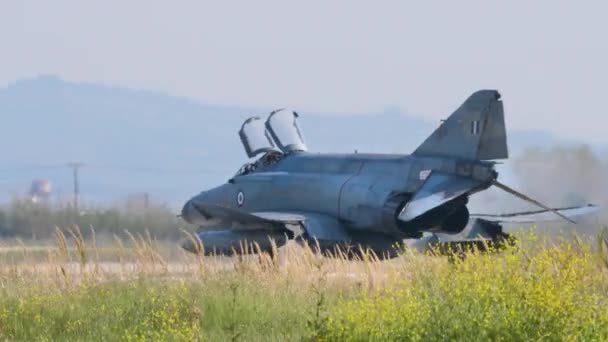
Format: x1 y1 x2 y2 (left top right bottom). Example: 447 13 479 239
414 90 508 161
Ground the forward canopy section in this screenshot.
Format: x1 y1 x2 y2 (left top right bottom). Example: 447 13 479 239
239 116 280 158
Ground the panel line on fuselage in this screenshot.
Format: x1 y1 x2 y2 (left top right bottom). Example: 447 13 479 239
336 158 367 220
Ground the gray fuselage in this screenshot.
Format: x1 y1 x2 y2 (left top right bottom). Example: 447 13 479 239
184 152 496 240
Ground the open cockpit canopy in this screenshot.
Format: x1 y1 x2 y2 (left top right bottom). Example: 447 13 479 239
265 109 308 153
239 116 281 158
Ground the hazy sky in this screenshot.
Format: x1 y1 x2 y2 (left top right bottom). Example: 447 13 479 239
2 1 607 144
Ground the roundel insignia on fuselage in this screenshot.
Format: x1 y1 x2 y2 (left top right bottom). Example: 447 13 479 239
236 191 245 207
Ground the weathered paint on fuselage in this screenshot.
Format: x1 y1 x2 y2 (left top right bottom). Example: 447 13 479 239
189 152 496 238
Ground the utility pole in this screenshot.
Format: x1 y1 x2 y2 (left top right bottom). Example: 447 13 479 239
67 163 84 212
143 192 150 210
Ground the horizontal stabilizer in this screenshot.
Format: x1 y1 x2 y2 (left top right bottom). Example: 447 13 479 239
398 172 484 222
470 204 599 223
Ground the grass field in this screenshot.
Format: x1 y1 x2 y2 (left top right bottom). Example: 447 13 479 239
0 228 607 341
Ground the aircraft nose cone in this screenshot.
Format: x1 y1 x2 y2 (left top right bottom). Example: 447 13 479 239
181 192 214 226
181 199 198 224
181 236 201 254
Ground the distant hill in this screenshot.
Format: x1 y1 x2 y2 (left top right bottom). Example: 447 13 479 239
0 76 576 206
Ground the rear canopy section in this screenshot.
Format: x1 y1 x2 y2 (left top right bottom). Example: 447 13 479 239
265 109 308 153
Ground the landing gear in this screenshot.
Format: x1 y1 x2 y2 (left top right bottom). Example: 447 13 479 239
428 219 518 260
429 234 517 255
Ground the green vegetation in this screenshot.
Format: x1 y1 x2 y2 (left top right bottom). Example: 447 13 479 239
0 277 315 341
0 229 607 341
0 200 188 240
327 234 608 341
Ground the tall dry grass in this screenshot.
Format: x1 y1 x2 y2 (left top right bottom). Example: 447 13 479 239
0 227 606 341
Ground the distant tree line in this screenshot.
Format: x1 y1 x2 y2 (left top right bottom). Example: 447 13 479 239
0 199 194 241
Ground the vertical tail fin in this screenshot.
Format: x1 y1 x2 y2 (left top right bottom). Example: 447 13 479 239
414 90 508 161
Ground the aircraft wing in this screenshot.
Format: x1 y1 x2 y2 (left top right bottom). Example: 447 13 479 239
470 204 598 223
253 211 351 241
193 203 304 229
193 203 350 241
252 211 306 223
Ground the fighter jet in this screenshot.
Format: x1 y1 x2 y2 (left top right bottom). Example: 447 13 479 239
181 90 596 257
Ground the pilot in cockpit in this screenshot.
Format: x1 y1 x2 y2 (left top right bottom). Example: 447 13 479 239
257 150 283 166
235 150 284 177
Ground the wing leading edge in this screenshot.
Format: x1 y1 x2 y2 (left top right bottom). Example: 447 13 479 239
191 203 350 241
